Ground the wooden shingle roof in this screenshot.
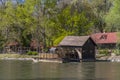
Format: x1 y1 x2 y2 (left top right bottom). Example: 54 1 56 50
59 36 90 47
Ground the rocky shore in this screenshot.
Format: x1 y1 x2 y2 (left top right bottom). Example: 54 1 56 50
97 53 120 62
108 56 120 62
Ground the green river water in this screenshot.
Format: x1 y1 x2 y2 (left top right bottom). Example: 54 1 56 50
0 60 120 80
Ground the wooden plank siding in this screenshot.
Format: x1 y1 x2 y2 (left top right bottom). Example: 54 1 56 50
82 38 96 61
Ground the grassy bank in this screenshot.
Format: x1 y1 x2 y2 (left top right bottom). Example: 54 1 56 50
0 54 38 59
0 53 59 59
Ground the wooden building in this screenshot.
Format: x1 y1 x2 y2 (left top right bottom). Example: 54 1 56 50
91 32 119 49
58 36 96 62
4 41 20 53
30 39 44 52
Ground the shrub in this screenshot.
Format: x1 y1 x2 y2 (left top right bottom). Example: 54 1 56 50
27 51 38 55
32 51 38 55
99 49 108 55
27 51 32 55
113 49 120 55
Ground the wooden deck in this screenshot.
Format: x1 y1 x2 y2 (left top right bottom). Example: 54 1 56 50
32 53 63 63
39 53 59 59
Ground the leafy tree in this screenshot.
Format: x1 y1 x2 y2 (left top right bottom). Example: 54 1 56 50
91 0 112 32
0 0 115 52
0 1 17 47
0 0 35 47
15 0 36 46
105 0 120 32
50 1 94 45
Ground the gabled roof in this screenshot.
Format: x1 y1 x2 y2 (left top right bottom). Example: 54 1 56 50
59 36 90 47
30 39 43 48
91 32 118 44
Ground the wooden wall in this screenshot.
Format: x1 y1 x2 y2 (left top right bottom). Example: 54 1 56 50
82 38 96 60
39 53 59 59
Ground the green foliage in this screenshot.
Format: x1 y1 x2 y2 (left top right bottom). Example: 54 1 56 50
0 0 35 47
105 0 120 31
32 51 38 55
53 35 66 46
99 49 109 55
0 0 114 50
27 51 38 55
114 50 120 55
50 2 95 45
91 0 112 32
27 51 32 55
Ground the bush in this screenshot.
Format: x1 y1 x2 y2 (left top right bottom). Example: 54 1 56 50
113 49 120 55
27 51 38 55
99 49 108 55
32 51 38 55
27 51 32 55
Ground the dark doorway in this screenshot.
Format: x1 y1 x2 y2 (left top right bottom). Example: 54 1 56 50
82 50 95 61
65 50 80 62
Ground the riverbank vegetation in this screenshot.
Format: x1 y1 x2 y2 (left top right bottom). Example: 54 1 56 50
0 0 120 52
0 54 34 58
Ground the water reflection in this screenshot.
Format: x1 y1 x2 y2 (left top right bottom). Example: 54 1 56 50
0 60 32 80
80 62 96 80
0 61 120 80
